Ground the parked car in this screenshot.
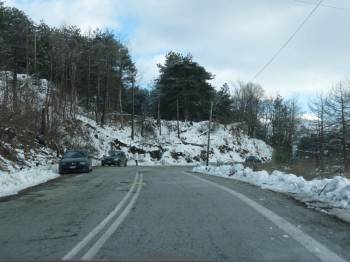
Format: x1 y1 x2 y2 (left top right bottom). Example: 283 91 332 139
102 150 128 167
59 150 92 174
245 156 262 164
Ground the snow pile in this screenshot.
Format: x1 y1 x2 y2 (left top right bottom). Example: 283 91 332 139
193 164 350 223
0 165 59 197
77 115 273 165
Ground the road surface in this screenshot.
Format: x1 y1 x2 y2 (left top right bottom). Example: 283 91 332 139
0 166 349 261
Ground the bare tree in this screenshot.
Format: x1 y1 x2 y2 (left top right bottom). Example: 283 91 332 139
326 82 350 171
309 93 327 169
232 82 264 137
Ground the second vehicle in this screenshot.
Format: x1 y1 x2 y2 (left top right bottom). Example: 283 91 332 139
102 150 128 167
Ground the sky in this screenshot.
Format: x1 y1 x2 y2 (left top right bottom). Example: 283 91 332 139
3 0 350 110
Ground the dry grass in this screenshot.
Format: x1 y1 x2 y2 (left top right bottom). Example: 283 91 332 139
259 158 348 180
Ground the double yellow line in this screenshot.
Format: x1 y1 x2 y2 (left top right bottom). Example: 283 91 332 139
63 172 143 260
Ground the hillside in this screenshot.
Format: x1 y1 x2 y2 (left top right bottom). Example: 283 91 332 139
76 115 273 165
0 114 273 172
0 68 273 198
0 71 272 173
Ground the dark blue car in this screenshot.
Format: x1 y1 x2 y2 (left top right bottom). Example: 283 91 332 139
59 150 92 174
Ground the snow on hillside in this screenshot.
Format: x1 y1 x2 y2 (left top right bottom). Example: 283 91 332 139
76 115 273 165
0 72 272 170
0 112 272 197
194 164 350 223
0 114 273 170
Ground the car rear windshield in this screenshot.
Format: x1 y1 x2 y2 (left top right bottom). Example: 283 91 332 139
109 151 124 157
63 151 86 158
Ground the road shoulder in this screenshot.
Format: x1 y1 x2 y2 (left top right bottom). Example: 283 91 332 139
188 170 350 261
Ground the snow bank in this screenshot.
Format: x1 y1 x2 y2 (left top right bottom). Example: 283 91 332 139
193 164 350 223
0 165 59 197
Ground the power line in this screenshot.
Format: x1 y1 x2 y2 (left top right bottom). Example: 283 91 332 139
252 0 324 81
294 0 350 12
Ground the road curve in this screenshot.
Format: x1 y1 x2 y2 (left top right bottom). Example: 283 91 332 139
0 166 349 261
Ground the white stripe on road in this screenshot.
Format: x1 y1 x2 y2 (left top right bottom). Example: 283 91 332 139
82 173 143 260
185 172 346 262
62 172 140 260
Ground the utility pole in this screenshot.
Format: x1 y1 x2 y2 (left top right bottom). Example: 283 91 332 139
176 97 180 139
26 22 29 75
206 101 213 166
131 78 135 140
141 110 145 137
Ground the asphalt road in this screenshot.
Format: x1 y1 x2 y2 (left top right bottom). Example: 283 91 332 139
0 166 350 261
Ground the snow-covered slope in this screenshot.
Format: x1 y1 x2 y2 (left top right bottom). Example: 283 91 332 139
0 71 272 170
0 114 273 170
76 115 273 165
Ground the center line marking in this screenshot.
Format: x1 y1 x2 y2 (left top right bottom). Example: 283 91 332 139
82 173 143 260
62 172 139 260
185 172 346 262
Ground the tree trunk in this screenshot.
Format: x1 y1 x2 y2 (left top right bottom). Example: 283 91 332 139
184 97 189 121
118 84 123 127
131 79 135 140
12 49 18 111
176 97 180 139
341 94 348 171
319 101 325 171
157 97 161 136
26 23 30 75
141 112 145 137
101 58 110 127
95 76 101 123
34 30 37 73
3 71 9 111
41 107 46 135
86 54 91 113
206 101 213 166
70 62 75 119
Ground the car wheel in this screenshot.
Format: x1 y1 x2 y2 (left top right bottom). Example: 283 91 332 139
124 161 127 167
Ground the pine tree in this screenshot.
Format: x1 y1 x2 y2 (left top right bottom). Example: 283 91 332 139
214 83 234 125
154 52 215 121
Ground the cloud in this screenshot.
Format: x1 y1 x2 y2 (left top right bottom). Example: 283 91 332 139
126 0 350 96
4 0 123 31
4 0 350 101
136 54 166 86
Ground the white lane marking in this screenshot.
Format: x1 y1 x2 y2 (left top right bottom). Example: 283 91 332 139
62 172 139 260
81 173 143 260
185 172 346 262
